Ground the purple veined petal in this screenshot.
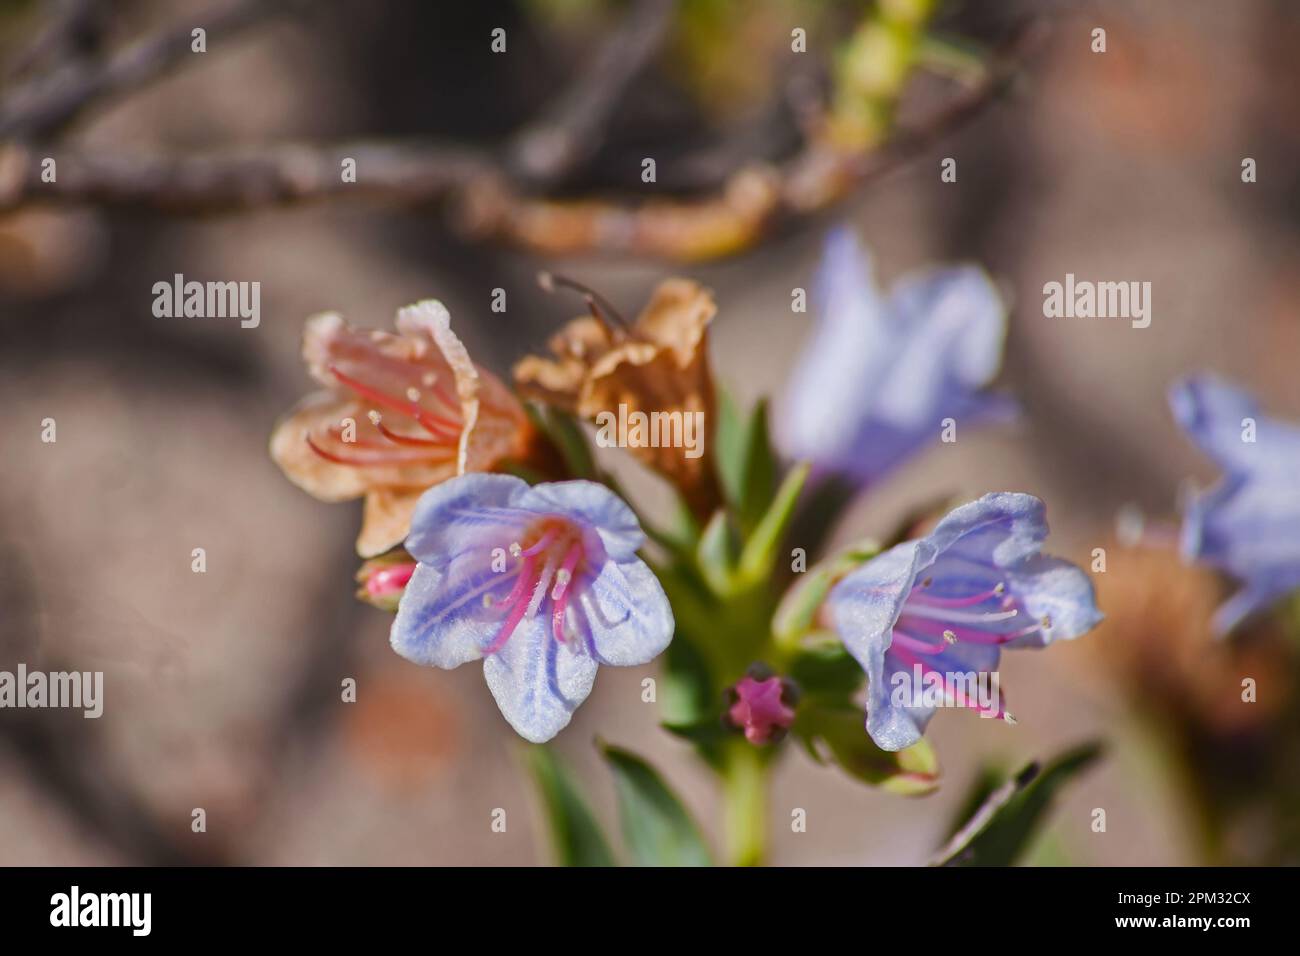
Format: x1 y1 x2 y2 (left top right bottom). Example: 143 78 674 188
403 473 535 564
481 614 599 743
518 479 644 561
1170 373 1300 479
574 557 674 666
829 492 1101 751
390 559 520 668
1002 554 1104 648
869 637 1005 752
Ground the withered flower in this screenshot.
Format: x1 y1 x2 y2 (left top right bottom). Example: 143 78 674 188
271 300 533 557
514 276 720 517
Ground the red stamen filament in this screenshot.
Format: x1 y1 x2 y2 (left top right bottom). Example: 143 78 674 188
328 364 461 438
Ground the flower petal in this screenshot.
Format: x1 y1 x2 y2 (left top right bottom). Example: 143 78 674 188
1170 373 1300 479
1003 553 1104 647
869 639 1004 752
518 479 645 560
269 392 373 502
576 557 674 665
482 617 598 743
358 487 427 559
390 560 515 668
403 473 534 564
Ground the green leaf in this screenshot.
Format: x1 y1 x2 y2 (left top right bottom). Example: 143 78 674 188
931 741 1103 867
736 462 810 586
695 509 738 595
794 705 940 796
598 742 712 866
714 394 778 536
525 746 616 867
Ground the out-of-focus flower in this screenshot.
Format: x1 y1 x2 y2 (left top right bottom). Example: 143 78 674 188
1085 541 1290 733
726 673 796 745
827 493 1102 751
390 474 673 743
777 228 1015 484
513 277 719 515
1170 374 1300 635
270 301 533 558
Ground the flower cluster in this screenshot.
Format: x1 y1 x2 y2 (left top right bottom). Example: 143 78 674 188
268 224 1289 867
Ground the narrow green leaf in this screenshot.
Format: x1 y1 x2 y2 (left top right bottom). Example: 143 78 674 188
525 746 616 867
931 741 1103 867
714 393 779 536
598 742 712 866
736 461 810 585
696 509 738 595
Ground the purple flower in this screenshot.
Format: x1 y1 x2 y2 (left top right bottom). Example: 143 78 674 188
777 227 1015 483
1170 374 1300 635
827 493 1102 751
390 474 673 742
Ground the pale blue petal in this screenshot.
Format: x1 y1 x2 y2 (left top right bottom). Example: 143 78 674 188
870 639 1003 752
390 560 518 668
576 557 674 665
404 473 534 564
482 617 598 743
874 265 1008 426
518 479 644 560
1170 374 1300 479
777 230 1011 483
1003 554 1104 648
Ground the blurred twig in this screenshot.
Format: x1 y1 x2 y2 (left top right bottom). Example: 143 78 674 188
0 0 301 141
507 0 677 187
0 4 1044 260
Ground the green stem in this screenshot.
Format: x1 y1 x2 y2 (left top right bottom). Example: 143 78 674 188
721 741 767 866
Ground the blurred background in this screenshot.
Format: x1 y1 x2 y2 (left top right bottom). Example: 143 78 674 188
1 0 1298 866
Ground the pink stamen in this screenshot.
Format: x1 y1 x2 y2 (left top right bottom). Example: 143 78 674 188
890 645 1005 719
328 364 462 438
549 544 583 644
495 555 537 611
485 581 535 655
907 583 1005 608
374 420 447 448
896 615 1038 646
891 629 950 656
305 434 449 467
515 528 559 558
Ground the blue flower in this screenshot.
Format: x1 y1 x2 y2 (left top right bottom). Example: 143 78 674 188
390 473 674 742
827 493 1102 751
1170 374 1300 636
777 227 1015 483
